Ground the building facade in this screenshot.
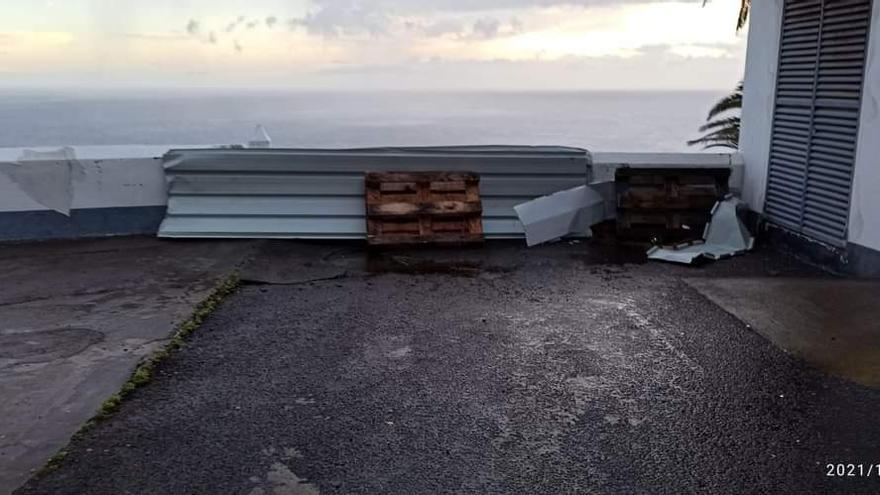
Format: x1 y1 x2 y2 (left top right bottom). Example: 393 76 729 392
741 0 880 275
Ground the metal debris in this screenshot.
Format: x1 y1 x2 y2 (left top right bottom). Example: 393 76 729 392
514 182 615 247
158 146 590 239
647 195 755 264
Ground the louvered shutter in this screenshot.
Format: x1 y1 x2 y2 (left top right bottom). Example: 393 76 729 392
766 0 872 246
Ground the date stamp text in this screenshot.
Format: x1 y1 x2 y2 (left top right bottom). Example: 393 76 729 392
826 463 880 477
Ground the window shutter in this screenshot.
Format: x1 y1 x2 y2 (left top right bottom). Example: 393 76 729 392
766 0 872 246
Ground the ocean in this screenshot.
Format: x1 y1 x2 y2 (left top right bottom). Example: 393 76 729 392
0 90 725 152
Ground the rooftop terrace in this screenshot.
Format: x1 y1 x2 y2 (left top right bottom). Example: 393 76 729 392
2 236 879 494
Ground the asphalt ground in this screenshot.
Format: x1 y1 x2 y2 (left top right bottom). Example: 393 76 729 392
15 241 880 495
0 237 253 493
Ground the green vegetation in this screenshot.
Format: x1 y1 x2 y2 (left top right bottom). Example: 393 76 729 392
34 272 241 477
95 272 240 419
688 81 743 150
689 0 750 150
34 450 69 477
737 0 751 32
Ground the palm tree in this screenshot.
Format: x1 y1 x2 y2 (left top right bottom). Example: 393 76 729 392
688 1 750 149
737 0 750 32
688 81 743 150
704 0 750 31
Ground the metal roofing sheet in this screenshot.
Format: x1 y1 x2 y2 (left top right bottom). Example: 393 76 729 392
158 146 590 239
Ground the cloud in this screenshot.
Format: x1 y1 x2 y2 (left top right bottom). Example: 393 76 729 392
118 32 190 42
472 17 501 39
286 0 697 41
308 45 742 91
290 0 391 37
1 0 742 91
288 2 526 41
402 15 523 41
184 18 224 45
404 18 463 37
509 17 524 34
224 15 247 33
292 0 702 25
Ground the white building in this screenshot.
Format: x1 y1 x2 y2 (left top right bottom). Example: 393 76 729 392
741 0 880 275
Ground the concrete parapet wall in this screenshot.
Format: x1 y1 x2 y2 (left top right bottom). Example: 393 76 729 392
0 145 742 242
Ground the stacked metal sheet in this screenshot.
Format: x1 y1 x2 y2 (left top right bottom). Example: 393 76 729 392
158 146 590 239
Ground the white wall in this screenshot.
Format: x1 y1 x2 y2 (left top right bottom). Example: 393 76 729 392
739 0 784 213
0 145 200 215
590 152 743 190
0 146 743 219
850 1 880 253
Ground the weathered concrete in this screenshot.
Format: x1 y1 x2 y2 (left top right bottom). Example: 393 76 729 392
686 277 880 388
15 241 880 495
0 237 254 494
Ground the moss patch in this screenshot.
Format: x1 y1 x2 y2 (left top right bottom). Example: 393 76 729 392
33 449 68 477
34 271 241 477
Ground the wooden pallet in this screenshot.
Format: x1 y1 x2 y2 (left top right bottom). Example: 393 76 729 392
617 210 713 243
365 171 484 245
616 168 730 243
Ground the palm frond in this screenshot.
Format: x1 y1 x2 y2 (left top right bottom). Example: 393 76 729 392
688 82 743 150
690 0 749 149
687 136 738 146
697 116 741 133
737 0 751 32
687 136 739 148
687 125 740 149
706 81 743 120
703 0 749 32
694 126 740 141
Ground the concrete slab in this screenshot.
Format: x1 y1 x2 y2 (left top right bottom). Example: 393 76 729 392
0 237 255 493
686 277 880 388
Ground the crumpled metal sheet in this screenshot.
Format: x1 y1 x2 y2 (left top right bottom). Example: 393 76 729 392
0 147 85 216
513 182 615 247
158 146 591 239
647 195 755 264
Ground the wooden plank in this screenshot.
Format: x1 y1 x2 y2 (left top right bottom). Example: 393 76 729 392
616 168 729 243
430 181 467 193
367 201 483 218
379 182 418 193
365 171 484 245
417 173 430 238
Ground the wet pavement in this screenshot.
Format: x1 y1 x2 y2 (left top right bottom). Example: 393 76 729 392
12 240 880 495
0 237 255 493
686 277 880 387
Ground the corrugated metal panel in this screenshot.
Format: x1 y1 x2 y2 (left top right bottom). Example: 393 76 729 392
158 146 590 239
765 0 871 247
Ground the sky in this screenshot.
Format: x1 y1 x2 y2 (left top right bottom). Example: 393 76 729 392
0 0 748 90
